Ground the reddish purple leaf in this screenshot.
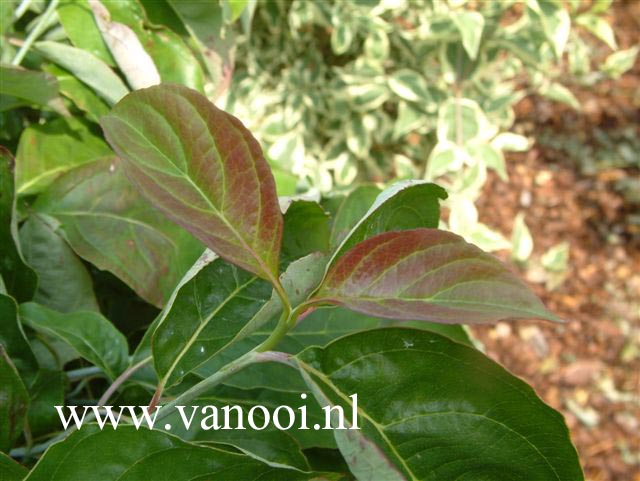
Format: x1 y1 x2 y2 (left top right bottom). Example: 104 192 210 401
101 84 283 282
313 228 560 324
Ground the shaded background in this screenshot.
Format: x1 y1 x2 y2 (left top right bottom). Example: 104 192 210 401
472 2 639 478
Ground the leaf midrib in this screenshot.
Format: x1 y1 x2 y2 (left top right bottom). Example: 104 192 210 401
109 111 275 282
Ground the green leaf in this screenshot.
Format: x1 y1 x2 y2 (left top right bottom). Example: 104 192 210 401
33 157 204 307
470 143 507 181
346 82 389 112
222 0 248 22
153 252 327 388
393 101 427 139
91 0 206 92
331 181 447 265
0 346 29 453
162 391 310 470
388 69 430 103
452 11 485 60
288 306 472 349
314 228 560 324
331 22 354 55
0 452 28 481
437 98 496 144
26 425 336 481
364 28 389 61
542 241 570 272
0 294 38 380
20 302 129 380
0 66 59 108
15 117 112 195
293 328 583 480
282 200 330 264
43 64 111 122
511 212 534 263
34 41 129 105
576 13 616 49
0 148 37 302
89 0 161 90
539 82 580 109
328 185 382 249
57 0 115 65
528 0 571 58
101 84 284 283
26 369 65 437
166 0 234 98
152 255 272 387
425 142 470 180
602 46 639 79
20 215 99 313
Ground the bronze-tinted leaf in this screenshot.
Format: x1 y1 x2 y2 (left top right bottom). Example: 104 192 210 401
314 228 559 324
101 84 283 283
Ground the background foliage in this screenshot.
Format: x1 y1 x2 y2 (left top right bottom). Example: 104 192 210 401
0 0 638 479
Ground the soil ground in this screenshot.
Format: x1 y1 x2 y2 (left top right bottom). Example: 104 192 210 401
472 2 639 479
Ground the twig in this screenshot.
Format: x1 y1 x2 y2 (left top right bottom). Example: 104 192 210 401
12 0 59 66
10 356 152 458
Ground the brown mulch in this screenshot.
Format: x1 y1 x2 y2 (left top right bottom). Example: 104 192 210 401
471 3 639 479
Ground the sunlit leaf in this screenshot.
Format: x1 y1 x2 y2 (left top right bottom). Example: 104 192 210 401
15 117 112 195
528 0 571 58
314 228 560 324
511 212 534 263
452 11 485 60
43 64 111 123
388 69 430 103
102 85 283 282
57 0 115 65
90 0 161 90
34 41 129 105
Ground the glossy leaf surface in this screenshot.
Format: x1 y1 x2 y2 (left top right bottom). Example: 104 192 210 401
294 328 583 481
101 84 283 282
152 257 272 387
154 252 327 387
25 426 339 481
328 185 381 248
331 181 446 265
20 302 128 380
316 229 559 324
34 157 203 307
